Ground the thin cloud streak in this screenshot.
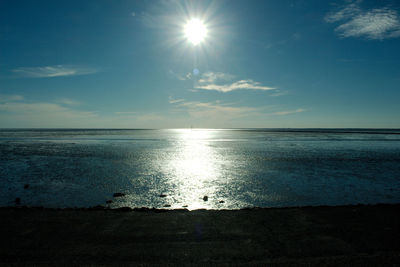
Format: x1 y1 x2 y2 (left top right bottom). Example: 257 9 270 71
57 98 81 106
168 97 185 104
13 65 98 78
179 100 257 115
0 102 96 117
196 80 275 92
168 69 192 81
0 94 173 128
269 91 288 97
325 1 400 40
198 72 235 83
114 111 138 115
170 98 260 119
273 108 305 116
0 94 24 102
325 2 361 23
195 72 275 93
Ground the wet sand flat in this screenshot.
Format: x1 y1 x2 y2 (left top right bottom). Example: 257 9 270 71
0 204 399 266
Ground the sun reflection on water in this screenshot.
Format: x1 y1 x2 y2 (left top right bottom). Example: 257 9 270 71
166 129 223 210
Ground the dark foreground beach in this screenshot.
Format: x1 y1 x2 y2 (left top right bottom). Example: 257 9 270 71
1 204 399 266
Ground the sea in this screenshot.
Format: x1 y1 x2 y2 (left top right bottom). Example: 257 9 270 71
0 128 399 210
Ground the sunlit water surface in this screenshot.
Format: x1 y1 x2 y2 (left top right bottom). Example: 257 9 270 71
1 129 399 209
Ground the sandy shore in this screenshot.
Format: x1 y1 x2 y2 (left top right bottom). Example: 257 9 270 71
1 204 399 266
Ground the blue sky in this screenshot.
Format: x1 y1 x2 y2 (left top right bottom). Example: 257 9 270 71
0 0 399 128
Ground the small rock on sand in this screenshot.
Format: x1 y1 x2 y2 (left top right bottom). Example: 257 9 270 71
182 205 188 208
163 204 171 207
113 193 126 197
203 196 208 201
159 194 167 198
219 200 225 203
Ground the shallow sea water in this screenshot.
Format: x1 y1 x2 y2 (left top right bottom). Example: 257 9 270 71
0 129 399 210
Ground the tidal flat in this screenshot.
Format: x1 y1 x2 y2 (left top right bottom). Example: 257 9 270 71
1 204 399 266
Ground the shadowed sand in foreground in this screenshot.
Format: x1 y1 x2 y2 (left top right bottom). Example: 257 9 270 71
1 204 399 266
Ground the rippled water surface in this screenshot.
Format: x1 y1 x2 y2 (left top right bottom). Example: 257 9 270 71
1 129 399 209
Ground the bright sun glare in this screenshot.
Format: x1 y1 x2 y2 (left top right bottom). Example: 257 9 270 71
184 18 207 45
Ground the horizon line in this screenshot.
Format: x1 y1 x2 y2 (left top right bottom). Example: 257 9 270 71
1 127 399 130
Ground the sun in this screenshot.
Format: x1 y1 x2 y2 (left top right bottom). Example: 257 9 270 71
184 18 207 45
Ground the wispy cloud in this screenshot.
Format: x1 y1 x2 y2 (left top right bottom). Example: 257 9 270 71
325 1 400 40
0 100 97 129
197 72 235 83
0 102 95 117
0 94 185 128
0 94 24 102
195 72 275 93
169 98 306 127
325 1 361 23
196 80 276 92
273 108 305 116
13 65 98 78
168 96 185 104
269 90 288 97
0 94 97 127
170 97 259 118
114 111 138 115
169 69 192 81
179 101 257 116
57 98 81 106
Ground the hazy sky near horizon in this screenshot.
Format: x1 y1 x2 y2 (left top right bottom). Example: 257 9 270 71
0 0 399 128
